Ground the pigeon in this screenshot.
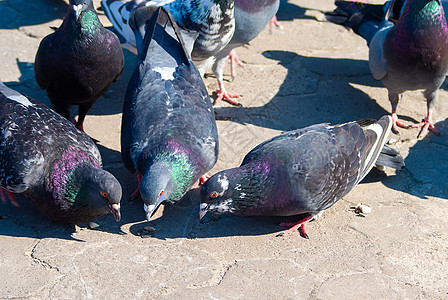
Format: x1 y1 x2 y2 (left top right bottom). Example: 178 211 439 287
211 0 280 105
0 81 122 225
101 0 235 71
325 0 448 137
200 116 404 238
34 0 124 134
121 7 219 221
101 0 238 104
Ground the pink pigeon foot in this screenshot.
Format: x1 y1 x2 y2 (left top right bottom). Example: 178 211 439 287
269 15 282 32
129 174 143 202
410 115 440 138
277 214 315 239
0 188 19 207
226 50 244 80
215 80 242 106
391 112 408 134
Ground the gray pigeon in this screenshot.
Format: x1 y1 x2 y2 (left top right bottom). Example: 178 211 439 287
326 0 448 137
200 116 404 238
0 81 122 225
121 7 219 221
34 0 124 134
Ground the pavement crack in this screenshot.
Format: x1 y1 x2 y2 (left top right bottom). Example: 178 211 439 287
216 262 234 286
71 249 90 300
28 239 61 272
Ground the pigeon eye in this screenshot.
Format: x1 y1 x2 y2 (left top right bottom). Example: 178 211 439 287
158 191 164 197
101 191 108 198
210 191 219 198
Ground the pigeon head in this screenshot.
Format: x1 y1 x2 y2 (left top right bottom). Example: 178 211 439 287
69 0 94 20
199 170 237 219
79 167 122 222
140 162 174 221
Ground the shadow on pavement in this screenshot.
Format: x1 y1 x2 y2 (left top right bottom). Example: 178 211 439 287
214 50 390 131
0 0 67 30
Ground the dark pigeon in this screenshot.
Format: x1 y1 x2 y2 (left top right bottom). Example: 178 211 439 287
325 0 448 137
101 0 235 71
211 0 280 106
121 7 219 221
0 81 122 225
200 116 404 238
34 0 124 134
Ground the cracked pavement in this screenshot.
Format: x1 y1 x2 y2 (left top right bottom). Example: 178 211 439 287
1 0 448 299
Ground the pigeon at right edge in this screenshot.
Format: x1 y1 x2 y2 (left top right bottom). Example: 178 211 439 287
326 0 448 137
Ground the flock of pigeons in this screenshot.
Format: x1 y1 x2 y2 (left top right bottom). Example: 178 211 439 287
1 0 445 237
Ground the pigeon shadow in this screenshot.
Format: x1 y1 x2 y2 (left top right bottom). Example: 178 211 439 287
276 0 318 22
382 118 448 200
0 0 68 30
214 50 390 131
127 189 316 240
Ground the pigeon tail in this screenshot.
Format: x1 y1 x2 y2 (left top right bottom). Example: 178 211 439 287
375 144 405 170
358 115 393 182
325 0 398 44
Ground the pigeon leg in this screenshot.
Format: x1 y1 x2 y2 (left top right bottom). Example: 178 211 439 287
129 174 143 202
75 103 94 132
192 174 210 188
0 188 19 207
269 15 282 32
226 50 244 81
391 106 408 133
215 80 242 107
277 214 315 238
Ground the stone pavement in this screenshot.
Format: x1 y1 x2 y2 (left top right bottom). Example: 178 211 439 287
0 0 447 299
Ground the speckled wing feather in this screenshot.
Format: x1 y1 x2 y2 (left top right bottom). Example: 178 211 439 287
0 82 101 193
241 116 392 212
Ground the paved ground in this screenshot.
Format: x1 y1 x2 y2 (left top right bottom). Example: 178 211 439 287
1 0 448 299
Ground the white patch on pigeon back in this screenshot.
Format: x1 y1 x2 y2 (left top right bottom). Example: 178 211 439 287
153 67 175 80
216 174 229 196
8 94 33 107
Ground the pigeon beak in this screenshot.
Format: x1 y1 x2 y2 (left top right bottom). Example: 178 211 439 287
108 203 121 222
143 203 158 221
199 203 210 220
72 4 83 20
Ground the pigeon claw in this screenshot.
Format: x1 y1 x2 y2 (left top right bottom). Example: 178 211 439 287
391 113 408 134
410 119 439 138
215 89 242 107
278 214 314 238
226 50 244 80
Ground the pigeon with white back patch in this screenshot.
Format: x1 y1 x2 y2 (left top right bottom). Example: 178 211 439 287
121 7 219 221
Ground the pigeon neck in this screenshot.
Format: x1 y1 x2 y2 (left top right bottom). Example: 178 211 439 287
391 0 448 59
141 141 197 201
48 146 100 204
64 7 101 35
228 162 275 204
